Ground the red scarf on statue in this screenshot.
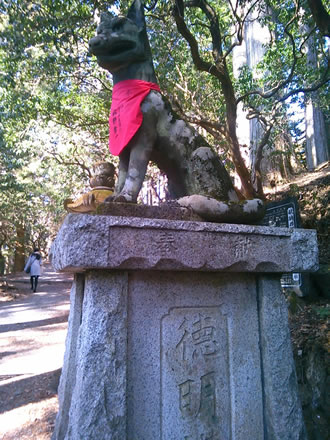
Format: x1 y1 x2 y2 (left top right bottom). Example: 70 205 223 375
109 79 161 156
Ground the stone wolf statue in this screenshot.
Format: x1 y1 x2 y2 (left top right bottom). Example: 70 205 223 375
88 0 264 223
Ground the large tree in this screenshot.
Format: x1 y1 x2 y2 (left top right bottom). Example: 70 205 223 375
0 1 113 270
0 0 329 269
168 0 329 196
1 0 329 191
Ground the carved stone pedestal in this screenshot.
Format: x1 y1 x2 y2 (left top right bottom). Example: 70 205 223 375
50 214 318 440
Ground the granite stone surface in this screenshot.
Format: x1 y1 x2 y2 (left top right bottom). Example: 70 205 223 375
257 276 307 440
127 271 263 440
50 214 319 273
61 271 128 440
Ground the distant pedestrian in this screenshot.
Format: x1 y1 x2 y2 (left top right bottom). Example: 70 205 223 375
24 248 42 292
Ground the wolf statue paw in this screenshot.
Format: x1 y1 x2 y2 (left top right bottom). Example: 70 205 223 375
88 0 265 224
112 194 135 203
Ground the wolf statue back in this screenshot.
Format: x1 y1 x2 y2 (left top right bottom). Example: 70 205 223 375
88 0 264 223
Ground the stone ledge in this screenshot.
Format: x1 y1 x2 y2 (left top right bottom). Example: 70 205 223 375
97 200 204 221
50 214 319 273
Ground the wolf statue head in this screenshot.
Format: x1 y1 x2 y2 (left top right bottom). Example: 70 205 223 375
88 0 157 84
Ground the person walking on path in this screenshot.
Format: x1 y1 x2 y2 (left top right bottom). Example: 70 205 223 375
24 248 42 292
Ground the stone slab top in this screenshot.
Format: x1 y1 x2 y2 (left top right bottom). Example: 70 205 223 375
50 214 319 273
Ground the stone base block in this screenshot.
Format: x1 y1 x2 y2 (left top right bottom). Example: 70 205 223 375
53 270 308 440
51 215 318 440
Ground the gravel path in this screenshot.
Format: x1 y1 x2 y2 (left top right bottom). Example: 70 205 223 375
0 263 73 439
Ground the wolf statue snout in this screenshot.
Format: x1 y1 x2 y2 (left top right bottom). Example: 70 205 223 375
88 0 265 223
88 35 103 51
88 36 108 58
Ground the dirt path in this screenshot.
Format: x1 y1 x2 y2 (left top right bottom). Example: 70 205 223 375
0 263 73 439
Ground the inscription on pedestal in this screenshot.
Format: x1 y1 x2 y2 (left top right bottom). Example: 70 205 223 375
155 231 179 257
161 307 231 440
233 236 252 259
107 226 289 272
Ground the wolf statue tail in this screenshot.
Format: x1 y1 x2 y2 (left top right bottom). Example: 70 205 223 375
180 146 265 224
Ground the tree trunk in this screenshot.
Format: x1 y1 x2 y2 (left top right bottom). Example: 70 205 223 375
221 68 258 199
0 244 5 275
305 95 329 170
306 0 330 37
252 127 273 199
173 1 258 199
305 30 329 170
232 5 272 193
13 224 26 273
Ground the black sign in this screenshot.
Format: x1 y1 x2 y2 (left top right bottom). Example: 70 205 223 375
259 197 302 289
259 197 301 229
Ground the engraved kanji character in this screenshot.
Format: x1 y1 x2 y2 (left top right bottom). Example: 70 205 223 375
233 236 251 258
157 231 178 256
176 315 218 361
176 318 189 361
192 315 218 358
198 372 216 417
179 379 194 416
287 207 295 227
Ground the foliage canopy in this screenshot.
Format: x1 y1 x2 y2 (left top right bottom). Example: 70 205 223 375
0 0 328 270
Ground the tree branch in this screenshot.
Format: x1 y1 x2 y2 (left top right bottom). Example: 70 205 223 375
306 0 330 37
172 0 215 74
236 2 301 105
170 95 227 139
223 0 260 59
278 71 330 102
48 151 92 178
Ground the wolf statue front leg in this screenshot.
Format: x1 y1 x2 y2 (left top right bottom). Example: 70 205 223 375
112 110 158 203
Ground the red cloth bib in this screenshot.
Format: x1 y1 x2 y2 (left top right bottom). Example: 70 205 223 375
109 79 161 156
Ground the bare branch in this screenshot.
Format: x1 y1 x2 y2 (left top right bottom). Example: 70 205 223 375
169 94 227 139
187 117 227 140
278 71 330 102
222 0 260 59
298 25 317 56
228 0 240 20
88 74 112 92
197 0 222 56
48 151 92 178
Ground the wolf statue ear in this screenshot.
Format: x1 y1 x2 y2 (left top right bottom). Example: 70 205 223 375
127 0 146 29
100 11 113 24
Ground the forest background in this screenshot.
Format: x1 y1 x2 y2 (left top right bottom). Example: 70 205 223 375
0 0 329 273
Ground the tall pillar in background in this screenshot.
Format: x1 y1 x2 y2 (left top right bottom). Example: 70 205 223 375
232 6 271 187
305 34 329 169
